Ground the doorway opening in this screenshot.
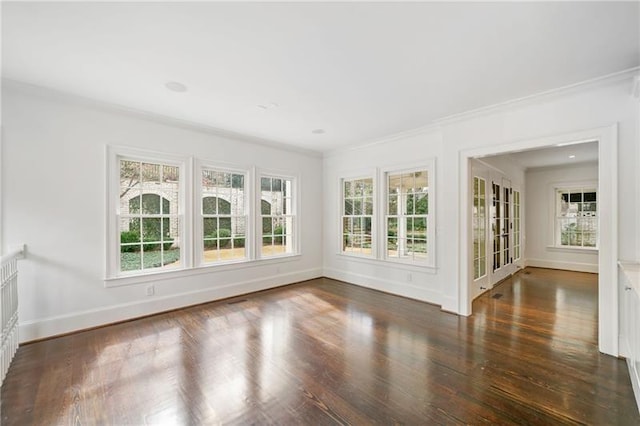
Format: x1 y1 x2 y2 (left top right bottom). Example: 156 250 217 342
459 125 618 356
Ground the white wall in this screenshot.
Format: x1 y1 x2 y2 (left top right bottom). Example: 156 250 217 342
323 131 445 305
525 162 599 273
1 82 324 341
323 73 638 356
3 72 638 355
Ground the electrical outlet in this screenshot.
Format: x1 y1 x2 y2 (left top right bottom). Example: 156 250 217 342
146 285 154 296
407 273 412 282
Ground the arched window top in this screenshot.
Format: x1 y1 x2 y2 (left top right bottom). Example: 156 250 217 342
129 193 170 215
203 196 231 215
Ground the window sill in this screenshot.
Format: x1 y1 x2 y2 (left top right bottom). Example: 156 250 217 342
546 245 598 254
336 252 437 274
105 254 302 288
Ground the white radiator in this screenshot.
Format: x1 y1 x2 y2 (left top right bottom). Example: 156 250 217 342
1 247 23 385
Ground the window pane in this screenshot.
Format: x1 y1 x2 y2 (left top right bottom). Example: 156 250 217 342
401 173 414 193
203 217 217 238
142 218 161 242
413 239 427 257
415 171 428 190
261 177 271 191
343 217 352 233
363 179 373 196
353 180 363 196
353 199 363 215
120 248 141 272
344 199 353 215
416 193 428 214
387 217 398 237
364 198 373 215
163 165 179 183
203 197 217 214
128 194 141 214
388 195 398 215
142 163 161 184
583 233 597 247
584 192 596 202
569 192 582 203
140 194 162 214
387 237 397 256
406 194 415 215
219 217 231 232
344 180 353 197
388 174 401 194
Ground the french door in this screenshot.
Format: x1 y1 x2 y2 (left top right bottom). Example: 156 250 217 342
491 177 514 285
471 162 520 299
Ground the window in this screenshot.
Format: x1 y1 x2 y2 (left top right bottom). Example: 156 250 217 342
342 177 374 256
260 175 296 257
117 158 182 274
385 168 430 264
473 176 487 280
555 188 597 248
108 147 300 282
200 168 247 264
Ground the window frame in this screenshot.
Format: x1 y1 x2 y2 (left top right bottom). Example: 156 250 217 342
473 176 487 280
380 159 436 268
513 189 521 261
339 173 376 258
195 160 252 267
550 181 598 251
106 146 192 281
256 169 300 259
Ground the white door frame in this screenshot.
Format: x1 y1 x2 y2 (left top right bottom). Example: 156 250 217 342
459 125 618 356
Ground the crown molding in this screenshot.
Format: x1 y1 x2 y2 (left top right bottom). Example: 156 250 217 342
324 67 640 159
1 78 323 159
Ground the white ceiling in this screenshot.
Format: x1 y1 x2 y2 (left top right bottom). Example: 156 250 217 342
2 2 639 153
497 141 599 170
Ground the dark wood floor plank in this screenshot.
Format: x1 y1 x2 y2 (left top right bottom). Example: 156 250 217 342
1 267 639 425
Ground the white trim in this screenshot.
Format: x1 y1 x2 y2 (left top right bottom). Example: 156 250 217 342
323 68 640 159
106 145 191 280
525 258 598 274
545 245 598 254
379 158 437 268
459 125 618 356
194 160 252 267
255 168 300 259
106 254 302 288
338 172 376 258
334 252 437 274
3 78 322 159
548 180 598 249
24 267 322 342
323 267 441 305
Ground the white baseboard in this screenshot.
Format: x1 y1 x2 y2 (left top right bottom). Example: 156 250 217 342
323 267 442 306
19 268 322 342
525 258 598 273
627 357 640 416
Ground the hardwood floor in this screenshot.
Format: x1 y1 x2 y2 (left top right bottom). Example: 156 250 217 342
2 268 638 424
